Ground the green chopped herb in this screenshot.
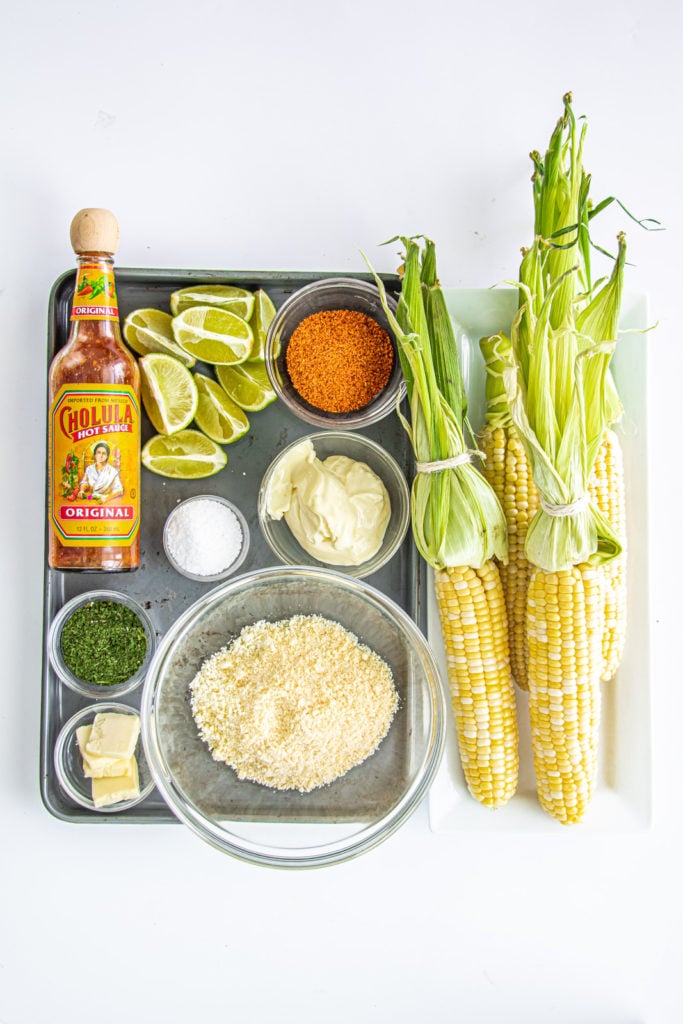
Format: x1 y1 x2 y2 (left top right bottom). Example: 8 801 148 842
60 600 147 686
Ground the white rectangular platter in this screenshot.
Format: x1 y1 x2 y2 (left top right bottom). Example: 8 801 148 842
428 288 652 834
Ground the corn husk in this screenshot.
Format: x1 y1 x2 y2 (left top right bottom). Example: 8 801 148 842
366 237 507 571
502 257 622 572
487 92 640 574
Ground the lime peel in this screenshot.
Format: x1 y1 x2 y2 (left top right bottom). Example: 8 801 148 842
123 308 196 368
139 353 198 436
172 306 254 365
141 429 228 479
247 289 277 363
215 361 277 412
170 285 255 321
194 372 250 445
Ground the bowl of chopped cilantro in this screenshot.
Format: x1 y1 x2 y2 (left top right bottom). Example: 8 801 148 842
48 590 156 699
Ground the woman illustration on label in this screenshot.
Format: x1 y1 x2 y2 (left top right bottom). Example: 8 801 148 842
78 442 124 502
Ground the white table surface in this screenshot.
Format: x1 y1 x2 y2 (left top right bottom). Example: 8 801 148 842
2 2 682 1021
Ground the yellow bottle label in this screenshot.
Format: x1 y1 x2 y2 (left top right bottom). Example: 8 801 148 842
71 262 119 321
49 384 140 547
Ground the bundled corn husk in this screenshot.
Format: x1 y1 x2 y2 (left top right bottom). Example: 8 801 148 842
367 238 519 809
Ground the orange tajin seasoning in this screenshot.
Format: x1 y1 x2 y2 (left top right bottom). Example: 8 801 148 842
47 209 141 571
285 308 394 413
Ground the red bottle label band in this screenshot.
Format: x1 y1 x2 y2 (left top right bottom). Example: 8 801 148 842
58 504 137 521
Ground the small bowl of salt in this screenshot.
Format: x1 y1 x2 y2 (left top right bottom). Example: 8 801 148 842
163 495 250 583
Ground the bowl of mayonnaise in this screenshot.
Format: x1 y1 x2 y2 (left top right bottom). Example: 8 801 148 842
257 431 411 579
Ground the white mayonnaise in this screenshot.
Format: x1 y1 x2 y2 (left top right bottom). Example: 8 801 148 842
266 439 391 565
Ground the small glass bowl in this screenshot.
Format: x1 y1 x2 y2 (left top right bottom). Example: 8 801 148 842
264 277 403 429
54 702 155 813
257 430 411 579
48 590 156 700
163 495 250 583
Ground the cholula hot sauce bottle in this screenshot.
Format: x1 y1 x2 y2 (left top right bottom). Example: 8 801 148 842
48 209 141 571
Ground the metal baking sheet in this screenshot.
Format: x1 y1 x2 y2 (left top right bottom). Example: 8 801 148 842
40 268 424 823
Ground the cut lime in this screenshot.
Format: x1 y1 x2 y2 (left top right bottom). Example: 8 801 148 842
215 362 277 412
247 289 277 362
172 306 253 364
123 308 196 367
170 285 255 321
194 372 250 444
139 353 198 435
142 429 227 478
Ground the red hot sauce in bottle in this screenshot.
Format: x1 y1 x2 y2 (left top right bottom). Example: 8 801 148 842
47 209 141 571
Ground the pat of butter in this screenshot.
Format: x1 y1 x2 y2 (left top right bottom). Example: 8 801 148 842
85 712 140 760
92 757 140 808
76 724 132 778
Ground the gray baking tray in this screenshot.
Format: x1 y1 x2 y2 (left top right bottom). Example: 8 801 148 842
40 268 426 823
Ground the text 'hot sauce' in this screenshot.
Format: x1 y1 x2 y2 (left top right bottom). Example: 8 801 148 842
48 209 141 571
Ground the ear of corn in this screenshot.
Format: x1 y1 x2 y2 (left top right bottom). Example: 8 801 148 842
367 237 519 809
588 427 627 680
575 232 629 682
435 562 518 807
479 332 540 690
500 94 631 824
503 243 625 823
527 563 604 824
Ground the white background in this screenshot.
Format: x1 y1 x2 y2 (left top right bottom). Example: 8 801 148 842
2 1 682 1021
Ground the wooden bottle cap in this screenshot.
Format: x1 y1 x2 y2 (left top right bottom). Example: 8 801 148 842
70 208 120 255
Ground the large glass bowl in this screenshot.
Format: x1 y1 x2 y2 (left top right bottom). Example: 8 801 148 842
264 277 404 429
141 566 445 868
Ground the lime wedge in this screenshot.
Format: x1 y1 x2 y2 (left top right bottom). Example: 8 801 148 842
142 430 227 478
194 373 250 444
215 362 277 412
247 289 277 362
139 353 198 435
170 285 255 321
172 306 253 364
123 308 196 367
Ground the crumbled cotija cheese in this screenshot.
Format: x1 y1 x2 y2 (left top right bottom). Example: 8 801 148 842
190 614 398 792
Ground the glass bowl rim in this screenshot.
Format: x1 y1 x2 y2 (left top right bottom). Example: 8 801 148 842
256 430 411 579
48 589 156 699
264 277 405 430
53 700 155 813
140 564 446 868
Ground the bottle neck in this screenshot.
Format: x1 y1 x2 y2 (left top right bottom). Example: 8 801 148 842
70 253 119 325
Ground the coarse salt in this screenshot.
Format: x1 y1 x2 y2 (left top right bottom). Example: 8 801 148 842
165 498 244 577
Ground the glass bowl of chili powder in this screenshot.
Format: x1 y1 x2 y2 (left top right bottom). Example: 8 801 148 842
48 590 156 700
264 277 404 429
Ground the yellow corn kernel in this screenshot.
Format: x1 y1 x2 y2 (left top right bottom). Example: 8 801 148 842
526 563 604 825
588 427 627 681
434 560 519 808
480 423 539 690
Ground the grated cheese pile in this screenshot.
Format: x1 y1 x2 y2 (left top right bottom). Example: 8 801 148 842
190 614 398 792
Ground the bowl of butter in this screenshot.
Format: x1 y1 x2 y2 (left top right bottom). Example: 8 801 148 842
257 431 411 579
54 702 155 812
